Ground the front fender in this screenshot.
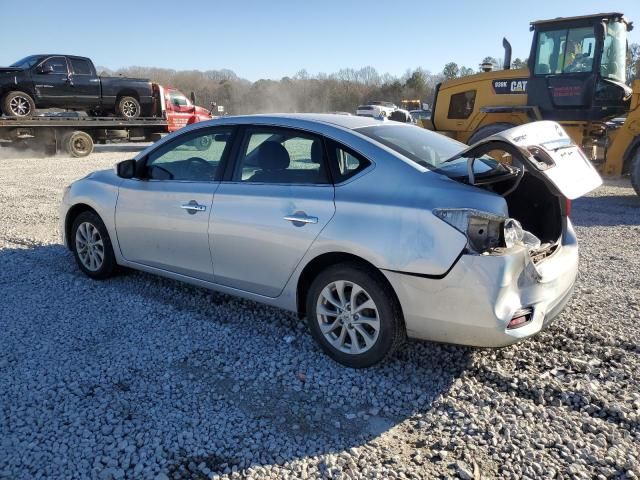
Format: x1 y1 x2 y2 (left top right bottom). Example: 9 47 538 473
63 173 121 260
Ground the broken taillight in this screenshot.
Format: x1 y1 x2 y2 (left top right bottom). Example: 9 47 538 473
507 308 533 329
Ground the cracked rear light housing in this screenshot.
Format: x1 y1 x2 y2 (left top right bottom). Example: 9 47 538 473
507 308 533 329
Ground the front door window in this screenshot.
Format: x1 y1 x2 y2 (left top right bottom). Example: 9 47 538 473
534 26 596 75
147 129 232 181
40 56 69 75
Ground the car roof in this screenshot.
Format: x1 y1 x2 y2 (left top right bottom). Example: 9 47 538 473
142 113 419 163
210 113 390 130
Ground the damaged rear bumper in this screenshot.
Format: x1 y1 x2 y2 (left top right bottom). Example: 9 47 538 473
383 218 579 347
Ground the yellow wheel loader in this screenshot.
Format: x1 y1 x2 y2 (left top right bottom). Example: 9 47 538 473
421 12 640 195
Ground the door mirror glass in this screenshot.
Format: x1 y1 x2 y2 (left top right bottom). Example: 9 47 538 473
116 159 137 179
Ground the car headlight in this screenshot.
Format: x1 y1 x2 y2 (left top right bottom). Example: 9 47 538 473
433 208 504 253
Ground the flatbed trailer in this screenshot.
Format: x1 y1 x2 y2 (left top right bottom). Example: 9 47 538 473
0 115 170 157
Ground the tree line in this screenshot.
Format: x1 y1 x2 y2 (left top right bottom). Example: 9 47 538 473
100 44 640 115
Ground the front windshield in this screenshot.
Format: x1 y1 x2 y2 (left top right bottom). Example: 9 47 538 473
601 21 627 83
10 56 40 69
356 124 506 178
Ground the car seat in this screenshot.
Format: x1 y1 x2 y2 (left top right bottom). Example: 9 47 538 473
249 141 290 182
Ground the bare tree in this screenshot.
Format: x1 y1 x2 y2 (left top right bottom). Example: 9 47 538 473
443 62 459 79
627 43 640 85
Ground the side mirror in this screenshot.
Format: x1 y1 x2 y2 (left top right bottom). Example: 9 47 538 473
115 159 137 179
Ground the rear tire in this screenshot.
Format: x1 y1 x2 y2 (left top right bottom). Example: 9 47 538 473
116 96 141 118
63 131 94 157
631 149 640 197
467 122 517 145
2 91 36 117
71 211 117 280
306 262 404 368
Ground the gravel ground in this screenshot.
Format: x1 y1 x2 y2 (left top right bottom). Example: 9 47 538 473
0 145 639 480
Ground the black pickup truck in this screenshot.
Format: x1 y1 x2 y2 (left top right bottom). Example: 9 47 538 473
0 55 154 118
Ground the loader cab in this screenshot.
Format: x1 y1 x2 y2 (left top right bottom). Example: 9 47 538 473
527 12 633 122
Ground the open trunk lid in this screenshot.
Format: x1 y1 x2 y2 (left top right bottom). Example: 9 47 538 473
446 121 602 200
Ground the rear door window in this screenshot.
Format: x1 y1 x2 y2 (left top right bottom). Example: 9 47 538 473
327 142 371 183
69 58 93 75
233 129 329 184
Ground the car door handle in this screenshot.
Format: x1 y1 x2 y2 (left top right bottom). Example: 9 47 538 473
181 201 207 213
283 213 318 224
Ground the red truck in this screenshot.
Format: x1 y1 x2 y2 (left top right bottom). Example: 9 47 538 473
0 83 213 157
161 86 212 132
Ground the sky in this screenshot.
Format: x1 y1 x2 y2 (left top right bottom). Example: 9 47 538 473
1 0 639 81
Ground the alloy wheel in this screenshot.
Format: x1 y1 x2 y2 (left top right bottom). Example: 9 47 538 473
9 95 31 116
122 100 138 117
75 222 104 271
316 280 380 354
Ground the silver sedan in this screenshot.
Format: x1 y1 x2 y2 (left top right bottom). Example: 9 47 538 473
60 114 601 368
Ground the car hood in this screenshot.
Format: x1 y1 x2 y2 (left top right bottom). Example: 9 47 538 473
0 67 23 74
80 168 123 187
194 105 212 117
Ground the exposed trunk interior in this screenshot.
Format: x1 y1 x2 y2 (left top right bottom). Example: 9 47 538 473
471 167 564 246
503 173 563 244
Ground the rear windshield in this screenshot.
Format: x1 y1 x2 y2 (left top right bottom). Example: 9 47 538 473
356 124 505 177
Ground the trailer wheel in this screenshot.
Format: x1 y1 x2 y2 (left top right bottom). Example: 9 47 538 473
116 96 141 119
2 91 36 117
631 150 640 197
63 131 94 157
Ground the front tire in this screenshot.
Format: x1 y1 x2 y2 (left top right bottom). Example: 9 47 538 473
2 91 36 117
71 211 117 279
116 96 141 118
306 262 404 368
